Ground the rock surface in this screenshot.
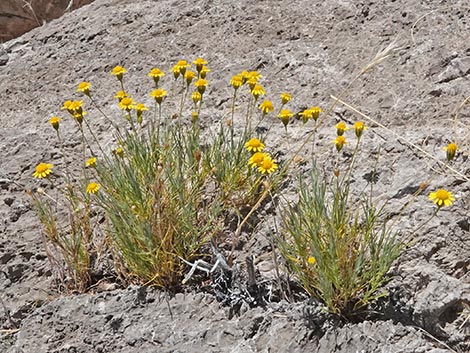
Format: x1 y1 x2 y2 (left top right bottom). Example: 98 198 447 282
0 0 94 42
1 0 469 352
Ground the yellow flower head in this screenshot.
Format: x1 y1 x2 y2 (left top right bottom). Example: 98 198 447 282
113 147 124 157
174 60 191 77
278 109 294 128
443 142 459 161
230 75 244 90
240 70 250 83
280 93 291 105
194 79 209 94
134 103 148 113
259 100 274 114
200 66 210 79
247 71 262 81
300 107 322 123
184 70 196 85
77 81 91 96
429 189 455 208
85 157 97 168
73 112 86 124
258 156 278 174
333 135 346 152
61 100 72 111
247 77 258 90
111 65 126 80
33 163 53 178
67 100 84 114
118 97 134 111
248 152 268 168
86 182 100 194
307 256 316 265
49 116 61 130
336 122 347 136
244 138 265 153
134 103 148 124
353 121 367 138
193 58 208 73
251 85 265 100
148 67 165 78
114 90 127 101
192 91 202 104
150 89 167 104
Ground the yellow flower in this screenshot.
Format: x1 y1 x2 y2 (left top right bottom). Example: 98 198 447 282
67 100 84 114
200 66 210 79
307 256 316 265
443 143 459 161
33 163 53 178
429 189 455 207
134 103 148 113
429 189 455 208
114 90 127 101
113 147 124 157
134 103 148 124
73 112 86 125
192 91 202 104
333 135 346 152
251 85 265 100
49 116 61 130
230 75 244 90
118 97 134 111
86 182 100 194
194 79 209 94
111 65 126 80
244 138 265 153
184 70 196 85
240 70 250 83
193 58 208 73
85 157 97 168
300 107 322 123
150 89 167 104
258 156 278 174
191 112 199 123
248 152 268 168
247 77 258 90
335 122 347 136
174 60 191 77
278 109 294 128
148 67 165 79
77 81 91 95
353 121 367 138
259 100 274 114
61 100 72 111
247 71 262 81
280 93 291 105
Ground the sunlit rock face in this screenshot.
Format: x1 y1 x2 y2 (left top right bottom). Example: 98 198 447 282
0 0 94 42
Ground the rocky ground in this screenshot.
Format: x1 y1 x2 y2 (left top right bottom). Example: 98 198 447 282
1 0 469 352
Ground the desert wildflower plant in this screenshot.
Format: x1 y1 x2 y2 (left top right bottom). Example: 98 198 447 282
28 54 460 318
